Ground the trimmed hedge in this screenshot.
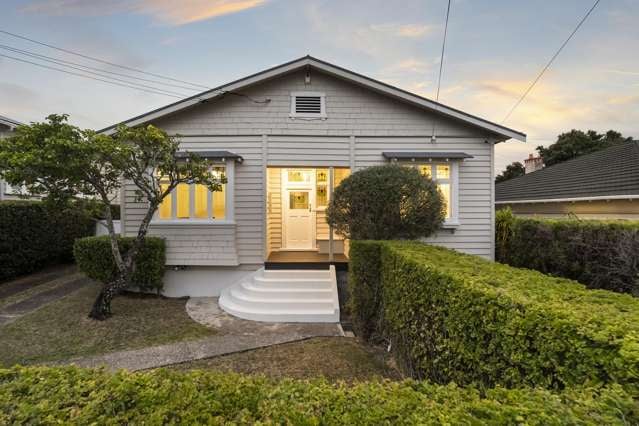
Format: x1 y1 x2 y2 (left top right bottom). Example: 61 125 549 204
349 240 639 394
73 236 166 292
496 209 639 295
0 367 636 425
0 201 94 281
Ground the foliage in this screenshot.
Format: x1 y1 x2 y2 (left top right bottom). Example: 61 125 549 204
349 240 639 394
0 201 94 281
537 129 632 167
495 161 525 183
0 114 225 319
1 367 636 425
495 209 639 295
73 198 120 220
74 236 166 292
326 165 445 240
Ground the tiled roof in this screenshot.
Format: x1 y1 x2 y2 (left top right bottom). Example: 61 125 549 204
495 141 639 202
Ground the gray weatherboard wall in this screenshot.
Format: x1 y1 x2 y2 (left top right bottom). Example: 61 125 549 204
121 66 508 268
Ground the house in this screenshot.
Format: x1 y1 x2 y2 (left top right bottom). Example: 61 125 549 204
0 115 24 201
496 141 639 219
103 56 525 322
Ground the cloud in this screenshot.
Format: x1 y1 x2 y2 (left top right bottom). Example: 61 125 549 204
369 23 434 38
22 0 267 25
383 58 432 74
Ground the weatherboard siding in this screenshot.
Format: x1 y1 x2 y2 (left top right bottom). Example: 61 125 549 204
121 68 497 264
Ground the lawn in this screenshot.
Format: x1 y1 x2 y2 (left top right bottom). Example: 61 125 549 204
0 281 216 366
169 336 402 382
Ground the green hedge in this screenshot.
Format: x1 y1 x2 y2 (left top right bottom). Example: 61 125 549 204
0 201 95 281
73 236 166 292
496 209 639 295
349 240 639 394
0 367 636 425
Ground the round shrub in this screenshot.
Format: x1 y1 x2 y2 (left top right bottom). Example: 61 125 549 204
326 165 445 240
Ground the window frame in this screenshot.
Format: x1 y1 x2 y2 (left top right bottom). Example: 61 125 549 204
152 160 235 225
289 91 327 119
412 161 460 227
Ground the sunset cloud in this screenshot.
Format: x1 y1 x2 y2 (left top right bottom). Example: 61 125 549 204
23 0 267 25
370 23 434 38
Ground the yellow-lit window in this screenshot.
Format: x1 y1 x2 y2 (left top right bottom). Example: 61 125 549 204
316 169 328 207
156 166 227 221
436 165 450 179
438 183 451 218
158 183 172 219
419 165 432 178
194 184 209 219
334 168 350 187
413 163 453 220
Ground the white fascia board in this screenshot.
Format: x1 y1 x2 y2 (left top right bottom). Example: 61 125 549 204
496 194 639 204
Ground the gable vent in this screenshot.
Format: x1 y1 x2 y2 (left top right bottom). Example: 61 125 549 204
295 96 322 114
290 92 326 119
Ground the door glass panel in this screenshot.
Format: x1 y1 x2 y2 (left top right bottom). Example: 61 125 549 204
289 191 309 209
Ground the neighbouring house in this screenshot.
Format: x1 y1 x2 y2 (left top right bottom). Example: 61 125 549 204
0 115 24 201
496 140 639 220
102 56 526 322
524 153 543 174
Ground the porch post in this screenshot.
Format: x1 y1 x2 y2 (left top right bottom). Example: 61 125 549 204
328 166 334 262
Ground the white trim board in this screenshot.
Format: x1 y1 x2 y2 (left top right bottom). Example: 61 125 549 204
496 195 639 204
99 56 525 142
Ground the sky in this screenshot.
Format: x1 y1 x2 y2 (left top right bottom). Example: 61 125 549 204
0 0 637 174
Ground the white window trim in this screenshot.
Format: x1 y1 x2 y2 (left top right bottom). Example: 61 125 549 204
151 160 235 224
289 91 327 119
409 161 460 227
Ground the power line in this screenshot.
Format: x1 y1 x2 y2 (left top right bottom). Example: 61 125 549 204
501 0 600 123
435 0 452 102
0 29 211 90
0 45 190 97
0 53 185 99
0 43 202 92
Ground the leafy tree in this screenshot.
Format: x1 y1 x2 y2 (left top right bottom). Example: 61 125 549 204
495 162 525 184
537 130 632 167
0 114 224 320
326 165 444 240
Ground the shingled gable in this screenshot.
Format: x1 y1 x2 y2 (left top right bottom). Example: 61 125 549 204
99 56 525 142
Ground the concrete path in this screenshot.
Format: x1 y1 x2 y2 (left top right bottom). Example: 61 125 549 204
0 272 90 326
57 297 344 371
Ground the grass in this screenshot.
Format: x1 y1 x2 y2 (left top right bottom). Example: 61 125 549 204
0 281 216 366
169 336 402 382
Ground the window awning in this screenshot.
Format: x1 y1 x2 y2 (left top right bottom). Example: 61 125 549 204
175 150 243 163
382 152 473 162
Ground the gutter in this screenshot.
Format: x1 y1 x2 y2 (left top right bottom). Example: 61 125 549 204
495 194 639 204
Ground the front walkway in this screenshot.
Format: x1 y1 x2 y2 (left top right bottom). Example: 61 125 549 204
57 297 343 371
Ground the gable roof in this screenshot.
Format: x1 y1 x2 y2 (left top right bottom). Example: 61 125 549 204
495 141 639 203
0 115 22 129
99 56 526 142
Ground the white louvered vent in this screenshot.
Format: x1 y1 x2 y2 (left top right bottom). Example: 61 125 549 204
290 92 326 119
295 96 321 114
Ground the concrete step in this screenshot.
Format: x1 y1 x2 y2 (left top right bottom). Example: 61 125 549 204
218 266 340 323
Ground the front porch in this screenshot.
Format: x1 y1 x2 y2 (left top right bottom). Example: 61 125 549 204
266 167 350 269
266 251 349 270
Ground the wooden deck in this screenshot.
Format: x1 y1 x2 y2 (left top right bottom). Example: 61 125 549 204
265 251 349 270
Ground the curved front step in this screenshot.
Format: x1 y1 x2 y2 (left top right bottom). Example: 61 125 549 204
219 266 340 323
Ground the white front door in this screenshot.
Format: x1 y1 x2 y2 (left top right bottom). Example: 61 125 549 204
282 169 315 250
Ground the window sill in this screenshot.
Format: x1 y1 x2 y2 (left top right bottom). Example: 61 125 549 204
442 220 460 229
150 219 236 226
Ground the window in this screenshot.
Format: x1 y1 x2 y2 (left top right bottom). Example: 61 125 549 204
290 92 326 119
315 168 350 209
157 166 227 221
415 163 457 223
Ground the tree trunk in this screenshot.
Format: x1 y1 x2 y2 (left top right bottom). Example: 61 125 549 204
88 275 128 320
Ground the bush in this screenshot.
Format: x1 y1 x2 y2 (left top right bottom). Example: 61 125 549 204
496 208 639 295
349 240 639 394
0 201 94 281
73 236 166 292
326 165 444 240
0 366 636 425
